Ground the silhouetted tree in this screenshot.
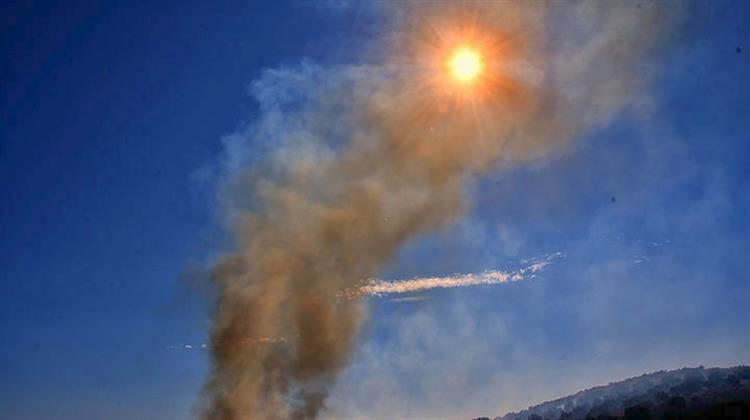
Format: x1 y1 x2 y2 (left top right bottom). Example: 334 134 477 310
655 391 669 403
624 404 652 420
668 395 686 408
726 374 741 387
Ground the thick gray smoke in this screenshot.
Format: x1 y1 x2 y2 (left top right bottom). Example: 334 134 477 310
201 2 674 419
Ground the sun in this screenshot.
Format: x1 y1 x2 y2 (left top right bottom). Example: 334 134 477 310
448 47 482 83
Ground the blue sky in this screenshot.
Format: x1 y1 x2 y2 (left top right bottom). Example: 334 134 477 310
1 1 748 419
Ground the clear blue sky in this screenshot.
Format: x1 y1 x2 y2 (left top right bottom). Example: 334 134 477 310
1 1 748 419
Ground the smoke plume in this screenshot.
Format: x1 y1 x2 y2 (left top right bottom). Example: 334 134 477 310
201 2 674 419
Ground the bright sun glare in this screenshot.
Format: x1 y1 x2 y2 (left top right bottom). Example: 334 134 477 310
448 47 482 83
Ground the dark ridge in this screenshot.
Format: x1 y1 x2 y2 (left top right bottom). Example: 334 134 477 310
483 365 750 420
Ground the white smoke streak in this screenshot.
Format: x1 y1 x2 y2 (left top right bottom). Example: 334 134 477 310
339 252 563 299
167 337 288 351
386 295 431 303
364 270 522 296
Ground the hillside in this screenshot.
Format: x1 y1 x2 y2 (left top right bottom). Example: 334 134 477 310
485 365 750 419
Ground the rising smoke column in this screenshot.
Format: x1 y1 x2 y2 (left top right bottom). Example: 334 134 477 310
202 2 674 419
